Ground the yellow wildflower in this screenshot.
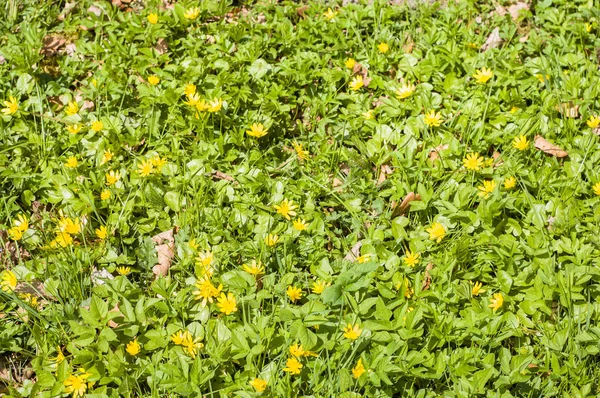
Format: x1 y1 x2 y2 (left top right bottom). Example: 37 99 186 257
100 190 111 201
137 159 154 177
293 142 309 160
184 7 200 20
65 101 79 116
593 182 600 196
472 281 486 296
424 110 443 127
426 222 446 243
0 271 17 292
208 98 223 112
282 357 303 375
378 42 389 53
63 372 89 398
116 266 131 276
58 217 81 235
91 120 103 132
323 8 337 21
274 198 298 220
489 293 504 312
292 218 309 231
478 180 497 198
126 339 140 356
95 226 108 240
287 286 303 303
193 278 222 306
249 378 267 392
13 214 28 233
1 96 19 115
345 58 356 69
67 124 82 134
513 135 529 151
349 75 364 91
216 292 238 315
184 84 196 96
242 260 264 277
352 358 366 379
265 234 279 247
473 67 493 84
403 250 420 267
105 170 121 186
587 115 600 128
246 123 268 138
504 176 517 190
65 156 78 168
147 75 160 86
356 253 372 264
343 324 362 340
147 13 158 24
101 150 113 165
463 153 484 171
396 83 416 99
311 280 329 294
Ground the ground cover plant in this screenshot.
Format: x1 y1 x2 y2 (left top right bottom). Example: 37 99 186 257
1 0 600 396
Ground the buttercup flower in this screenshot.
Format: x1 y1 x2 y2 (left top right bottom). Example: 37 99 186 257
147 13 158 24
126 339 140 356
345 58 356 69
593 182 600 196
293 142 309 160
65 101 79 116
356 253 372 264
352 358 366 379
323 8 337 21
478 180 497 198
536 73 550 83
0 271 17 292
396 83 416 99
283 357 303 375
8 227 24 241
193 278 222 306
378 42 389 53
424 110 443 127
504 176 517 190
137 159 154 177
100 190 111 201
95 226 108 240
403 250 420 267
13 214 28 233
65 156 78 168
184 84 196 96
51 232 74 248
311 280 329 294
274 198 298 220
287 286 303 302
293 218 309 231
91 120 103 132
265 234 279 247
105 170 121 185
217 292 238 315
152 156 167 170
471 281 486 296
289 344 306 358
587 115 600 128
513 135 529 150
473 67 493 84
67 124 82 134
101 150 114 165
116 266 131 276
349 75 364 91
343 324 362 340
463 153 484 171
63 372 89 398
208 98 223 112
249 378 267 392
489 293 504 312
427 222 446 243
246 123 268 138
2 96 19 115
242 260 264 277
184 7 200 20
58 217 81 235
363 110 374 120
148 75 160 86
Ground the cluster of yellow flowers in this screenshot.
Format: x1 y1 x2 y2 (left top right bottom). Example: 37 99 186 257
182 83 223 117
7 214 28 241
171 330 204 358
191 248 238 315
63 368 93 398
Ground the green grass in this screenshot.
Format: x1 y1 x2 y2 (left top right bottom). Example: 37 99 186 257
1 0 600 396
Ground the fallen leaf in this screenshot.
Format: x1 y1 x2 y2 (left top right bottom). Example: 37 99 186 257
508 2 529 20
534 135 568 158
152 229 175 277
88 5 102 16
556 102 579 118
15 281 53 300
58 2 77 20
154 38 168 55
422 263 433 290
107 304 120 328
211 170 235 182
91 268 114 286
519 34 529 43
482 27 502 51
344 241 362 262
352 63 370 87
40 35 66 57
296 5 309 17
492 151 504 167
392 192 421 218
429 143 449 162
377 164 393 185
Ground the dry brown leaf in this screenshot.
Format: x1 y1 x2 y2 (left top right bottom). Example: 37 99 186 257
492 151 504 167
41 35 66 57
344 241 363 262
107 304 120 328
392 192 421 218
352 63 370 87
534 135 568 158
556 102 579 118
377 164 393 185
88 5 102 16
154 38 168 55
296 5 309 17
15 281 52 300
593 127 600 136
211 170 235 182
482 27 502 51
508 2 529 20
422 263 433 290
152 229 175 277
429 144 449 162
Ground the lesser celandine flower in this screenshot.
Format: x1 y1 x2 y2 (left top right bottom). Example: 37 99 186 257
137 159 154 177
65 156 78 168
349 75 364 91
101 150 113 165
91 120 103 132
208 98 223 112
116 266 131 276
345 58 356 69
352 359 366 379
293 218 308 231
293 142 309 160
217 292 238 315
0 270 17 292
58 217 81 235
343 324 362 340
101 190 111 201
424 110 443 127
463 153 484 171
478 180 497 198
148 75 160 86
377 42 389 53
274 198 298 220
471 281 485 296
283 357 303 375
489 293 504 312
8 227 24 241
2 96 19 115
403 250 420 267
171 330 191 345
323 7 337 20
63 370 90 398
289 344 306 358
184 84 196 96
51 346 66 365
513 135 529 150
396 83 416 99
249 378 267 392
311 280 329 294
427 222 446 243
586 23 593 33
356 253 372 264
152 156 167 170
504 176 517 190
265 234 279 247
184 7 200 20
363 110 374 120
242 260 264 277
193 278 222 306
246 123 268 138
65 101 79 116
147 13 158 24
13 214 28 233
105 170 121 185
51 231 74 248
536 73 549 83
95 226 108 240
287 286 302 302
67 124 82 134
473 67 493 84
593 182 600 196
510 106 520 114
587 115 600 128
126 339 140 356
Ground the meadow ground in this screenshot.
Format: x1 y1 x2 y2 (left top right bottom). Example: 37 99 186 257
1 0 600 396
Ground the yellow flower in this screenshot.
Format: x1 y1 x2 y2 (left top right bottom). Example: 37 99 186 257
1 96 19 115
137 159 154 177
100 190 111 201
593 182 600 196
13 214 28 233
58 217 81 235
396 83 416 99
217 292 238 315
208 98 223 112
283 357 303 375
249 378 267 392
95 226 108 240
91 120 103 132
345 58 356 69
504 176 517 190
8 227 23 241
242 260 264 277
323 8 337 20
147 75 160 86
185 93 201 107
246 123 268 138
292 218 309 231
63 373 88 397
105 170 121 185
51 231 73 248
352 358 366 379
184 84 196 96
489 292 504 312
274 198 298 220
343 324 363 340
402 277 414 299
473 67 493 84
587 115 600 128
510 106 520 114
349 75 364 91
184 7 200 20
181 334 203 359
586 23 593 33
363 110 374 120
536 73 549 83
287 286 303 302
67 124 82 134
0 271 17 292
403 250 420 267
289 344 306 358
467 42 479 49
171 330 191 345
356 253 372 264
101 150 114 165
147 13 158 24
377 42 389 53
311 280 329 294
151 156 167 171
471 281 486 296
463 153 484 171
20 293 38 307
196 250 214 267
65 101 79 116
265 234 279 247
512 135 529 151
126 339 140 356
426 222 446 243
478 180 497 198
424 110 443 127
293 142 309 160
193 278 222 306
65 156 78 168
116 266 131 276
51 346 66 365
